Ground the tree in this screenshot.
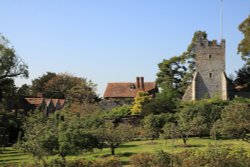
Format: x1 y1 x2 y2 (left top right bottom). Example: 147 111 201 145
105 105 131 119
238 15 250 64
174 99 226 145
131 91 152 115
142 84 179 115
156 31 207 95
31 72 57 96
0 35 28 80
31 73 99 103
95 122 134 155
143 114 168 141
53 115 99 164
234 64 250 90
17 84 32 96
16 110 48 165
216 101 250 142
17 110 101 166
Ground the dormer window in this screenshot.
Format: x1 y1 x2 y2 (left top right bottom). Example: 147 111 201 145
130 84 136 89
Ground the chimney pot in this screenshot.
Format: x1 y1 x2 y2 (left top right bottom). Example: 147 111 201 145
136 77 140 89
140 77 144 90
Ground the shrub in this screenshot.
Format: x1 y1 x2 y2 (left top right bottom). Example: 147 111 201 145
176 145 250 167
154 150 172 167
91 156 122 167
130 152 155 167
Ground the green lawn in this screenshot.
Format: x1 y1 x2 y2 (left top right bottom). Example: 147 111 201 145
0 138 250 166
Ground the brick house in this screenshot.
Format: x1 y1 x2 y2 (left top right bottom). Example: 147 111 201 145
102 77 158 108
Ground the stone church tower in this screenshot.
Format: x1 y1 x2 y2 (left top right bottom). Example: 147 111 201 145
183 39 228 100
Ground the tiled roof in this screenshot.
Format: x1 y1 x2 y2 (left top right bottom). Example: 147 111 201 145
51 99 59 106
58 99 65 106
104 82 157 98
25 98 65 108
24 98 44 107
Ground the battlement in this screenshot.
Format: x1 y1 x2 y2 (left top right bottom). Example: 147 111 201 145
196 39 225 49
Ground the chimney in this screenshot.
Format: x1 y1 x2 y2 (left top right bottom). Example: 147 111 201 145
140 77 144 90
136 77 140 89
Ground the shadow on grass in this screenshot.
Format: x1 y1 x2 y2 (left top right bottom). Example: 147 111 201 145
0 158 26 163
94 152 135 158
0 153 26 158
117 152 134 157
120 144 137 148
121 159 130 166
173 144 205 148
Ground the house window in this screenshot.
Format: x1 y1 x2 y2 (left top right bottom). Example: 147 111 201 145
209 73 212 78
209 54 212 59
130 84 136 89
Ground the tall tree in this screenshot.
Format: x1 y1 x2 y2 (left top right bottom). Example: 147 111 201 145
0 35 28 101
31 73 99 103
238 15 250 64
0 35 28 80
156 31 207 95
31 72 56 96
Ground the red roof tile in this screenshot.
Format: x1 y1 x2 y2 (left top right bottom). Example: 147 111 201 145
24 98 44 107
104 82 157 98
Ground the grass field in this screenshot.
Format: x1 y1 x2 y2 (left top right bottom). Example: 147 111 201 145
0 138 250 166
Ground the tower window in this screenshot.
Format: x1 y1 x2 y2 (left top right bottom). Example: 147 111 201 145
209 73 212 78
209 54 212 59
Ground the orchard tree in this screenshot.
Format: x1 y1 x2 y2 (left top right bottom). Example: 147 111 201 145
216 101 250 142
16 110 48 165
17 110 101 166
95 122 134 155
238 15 250 64
143 114 167 141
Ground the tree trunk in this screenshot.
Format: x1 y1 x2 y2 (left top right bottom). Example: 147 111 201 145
182 137 187 146
111 147 115 155
60 153 67 167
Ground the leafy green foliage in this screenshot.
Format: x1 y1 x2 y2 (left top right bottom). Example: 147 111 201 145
156 31 207 95
131 91 151 115
234 64 250 90
215 101 250 142
105 105 131 119
238 15 250 64
177 145 250 167
31 72 99 103
16 110 48 164
143 114 169 140
94 122 134 155
17 110 101 165
0 35 28 81
142 83 179 115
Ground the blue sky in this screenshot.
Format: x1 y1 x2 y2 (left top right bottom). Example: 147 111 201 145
1 0 249 96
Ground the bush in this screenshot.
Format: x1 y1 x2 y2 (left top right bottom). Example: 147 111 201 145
154 150 172 167
176 145 250 167
91 156 122 167
130 152 156 167
105 105 131 119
